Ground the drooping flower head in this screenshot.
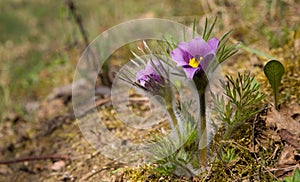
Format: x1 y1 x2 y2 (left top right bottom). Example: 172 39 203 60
171 37 219 79
136 60 165 93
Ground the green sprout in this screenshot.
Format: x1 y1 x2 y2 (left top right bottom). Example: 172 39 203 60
221 148 236 164
263 59 285 110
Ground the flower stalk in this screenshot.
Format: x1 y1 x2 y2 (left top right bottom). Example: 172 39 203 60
199 91 207 165
194 75 209 165
165 89 179 130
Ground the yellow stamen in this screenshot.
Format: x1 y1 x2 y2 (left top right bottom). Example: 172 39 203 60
188 57 202 68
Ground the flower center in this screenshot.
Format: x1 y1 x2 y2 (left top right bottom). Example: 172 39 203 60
188 57 202 68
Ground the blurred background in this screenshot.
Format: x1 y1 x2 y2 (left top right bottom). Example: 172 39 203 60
0 0 299 122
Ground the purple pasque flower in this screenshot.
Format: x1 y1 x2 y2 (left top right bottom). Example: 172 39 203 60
136 60 164 91
171 37 219 79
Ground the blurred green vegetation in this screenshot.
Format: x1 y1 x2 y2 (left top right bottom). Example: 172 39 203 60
0 0 299 121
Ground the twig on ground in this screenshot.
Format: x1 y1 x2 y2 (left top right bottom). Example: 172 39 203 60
0 154 71 165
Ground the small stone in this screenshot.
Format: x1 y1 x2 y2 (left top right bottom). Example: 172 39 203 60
50 160 65 171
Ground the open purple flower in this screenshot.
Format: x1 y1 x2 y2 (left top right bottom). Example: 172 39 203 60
171 37 219 79
136 60 164 91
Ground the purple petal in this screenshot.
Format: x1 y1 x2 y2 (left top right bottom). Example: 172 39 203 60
178 37 210 57
183 67 199 79
200 52 216 71
139 80 146 87
171 48 190 66
136 60 165 88
176 42 189 52
136 69 147 81
207 38 219 52
149 73 162 83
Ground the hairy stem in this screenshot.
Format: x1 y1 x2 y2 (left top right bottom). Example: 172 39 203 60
166 103 178 129
164 87 183 143
199 92 207 165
